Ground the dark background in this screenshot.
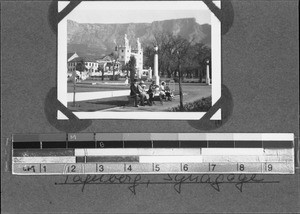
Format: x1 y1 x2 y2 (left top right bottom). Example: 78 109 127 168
1 0 299 213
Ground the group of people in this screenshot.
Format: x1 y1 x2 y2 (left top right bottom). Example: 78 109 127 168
130 79 173 107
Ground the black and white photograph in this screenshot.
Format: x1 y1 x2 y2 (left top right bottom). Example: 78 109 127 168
2 0 299 213
58 1 221 120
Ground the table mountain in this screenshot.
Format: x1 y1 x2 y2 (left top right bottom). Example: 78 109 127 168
67 18 211 58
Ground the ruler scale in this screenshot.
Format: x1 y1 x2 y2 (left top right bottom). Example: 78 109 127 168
12 133 295 175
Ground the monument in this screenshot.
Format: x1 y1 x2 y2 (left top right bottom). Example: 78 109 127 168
206 59 211 85
153 46 159 85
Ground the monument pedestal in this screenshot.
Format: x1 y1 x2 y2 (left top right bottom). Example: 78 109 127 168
153 75 159 85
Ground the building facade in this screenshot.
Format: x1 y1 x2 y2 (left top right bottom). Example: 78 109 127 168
67 56 99 80
68 56 99 73
117 34 143 78
97 55 121 72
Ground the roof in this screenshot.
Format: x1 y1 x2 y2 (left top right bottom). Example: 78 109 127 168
98 62 108 66
67 52 77 59
97 55 113 62
69 56 97 63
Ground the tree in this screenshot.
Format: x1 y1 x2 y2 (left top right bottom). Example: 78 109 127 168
170 35 193 111
143 46 155 70
123 62 130 77
153 31 175 77
128 56 136 83
109 51 119 81
75 59 87 77
97 64 104 81
191 43 211 82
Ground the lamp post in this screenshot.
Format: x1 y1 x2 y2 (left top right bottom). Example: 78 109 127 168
172 48 184 111
72 67 76 107
177 51 184 111
73 59 86 107
154 45 159 85
112 59 116 81
206 58 211 85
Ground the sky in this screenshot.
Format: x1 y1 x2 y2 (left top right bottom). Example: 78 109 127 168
59 1 212 25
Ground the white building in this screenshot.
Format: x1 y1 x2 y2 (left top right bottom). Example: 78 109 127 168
67 56 99 80
68 56 99 73
117 34 143 78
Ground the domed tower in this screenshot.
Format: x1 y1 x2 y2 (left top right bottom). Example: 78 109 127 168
118 34 131 64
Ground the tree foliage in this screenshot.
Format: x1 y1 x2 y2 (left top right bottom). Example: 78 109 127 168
75 59 87 74
142 31 211 111
128 55 136 83
121 62 130 77
97 64 104 81
143 46 155 69
109 51 120 81
143 31 211 80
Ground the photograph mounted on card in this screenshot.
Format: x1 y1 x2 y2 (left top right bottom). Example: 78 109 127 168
57 1 221 120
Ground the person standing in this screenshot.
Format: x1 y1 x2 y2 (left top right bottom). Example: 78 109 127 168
124 76 129 86
160 81 166 98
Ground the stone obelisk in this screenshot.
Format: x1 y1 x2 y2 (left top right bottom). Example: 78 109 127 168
154 46 159 85
206 60 211 85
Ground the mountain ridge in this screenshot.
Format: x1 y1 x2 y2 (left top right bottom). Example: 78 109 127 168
67 18 211 58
